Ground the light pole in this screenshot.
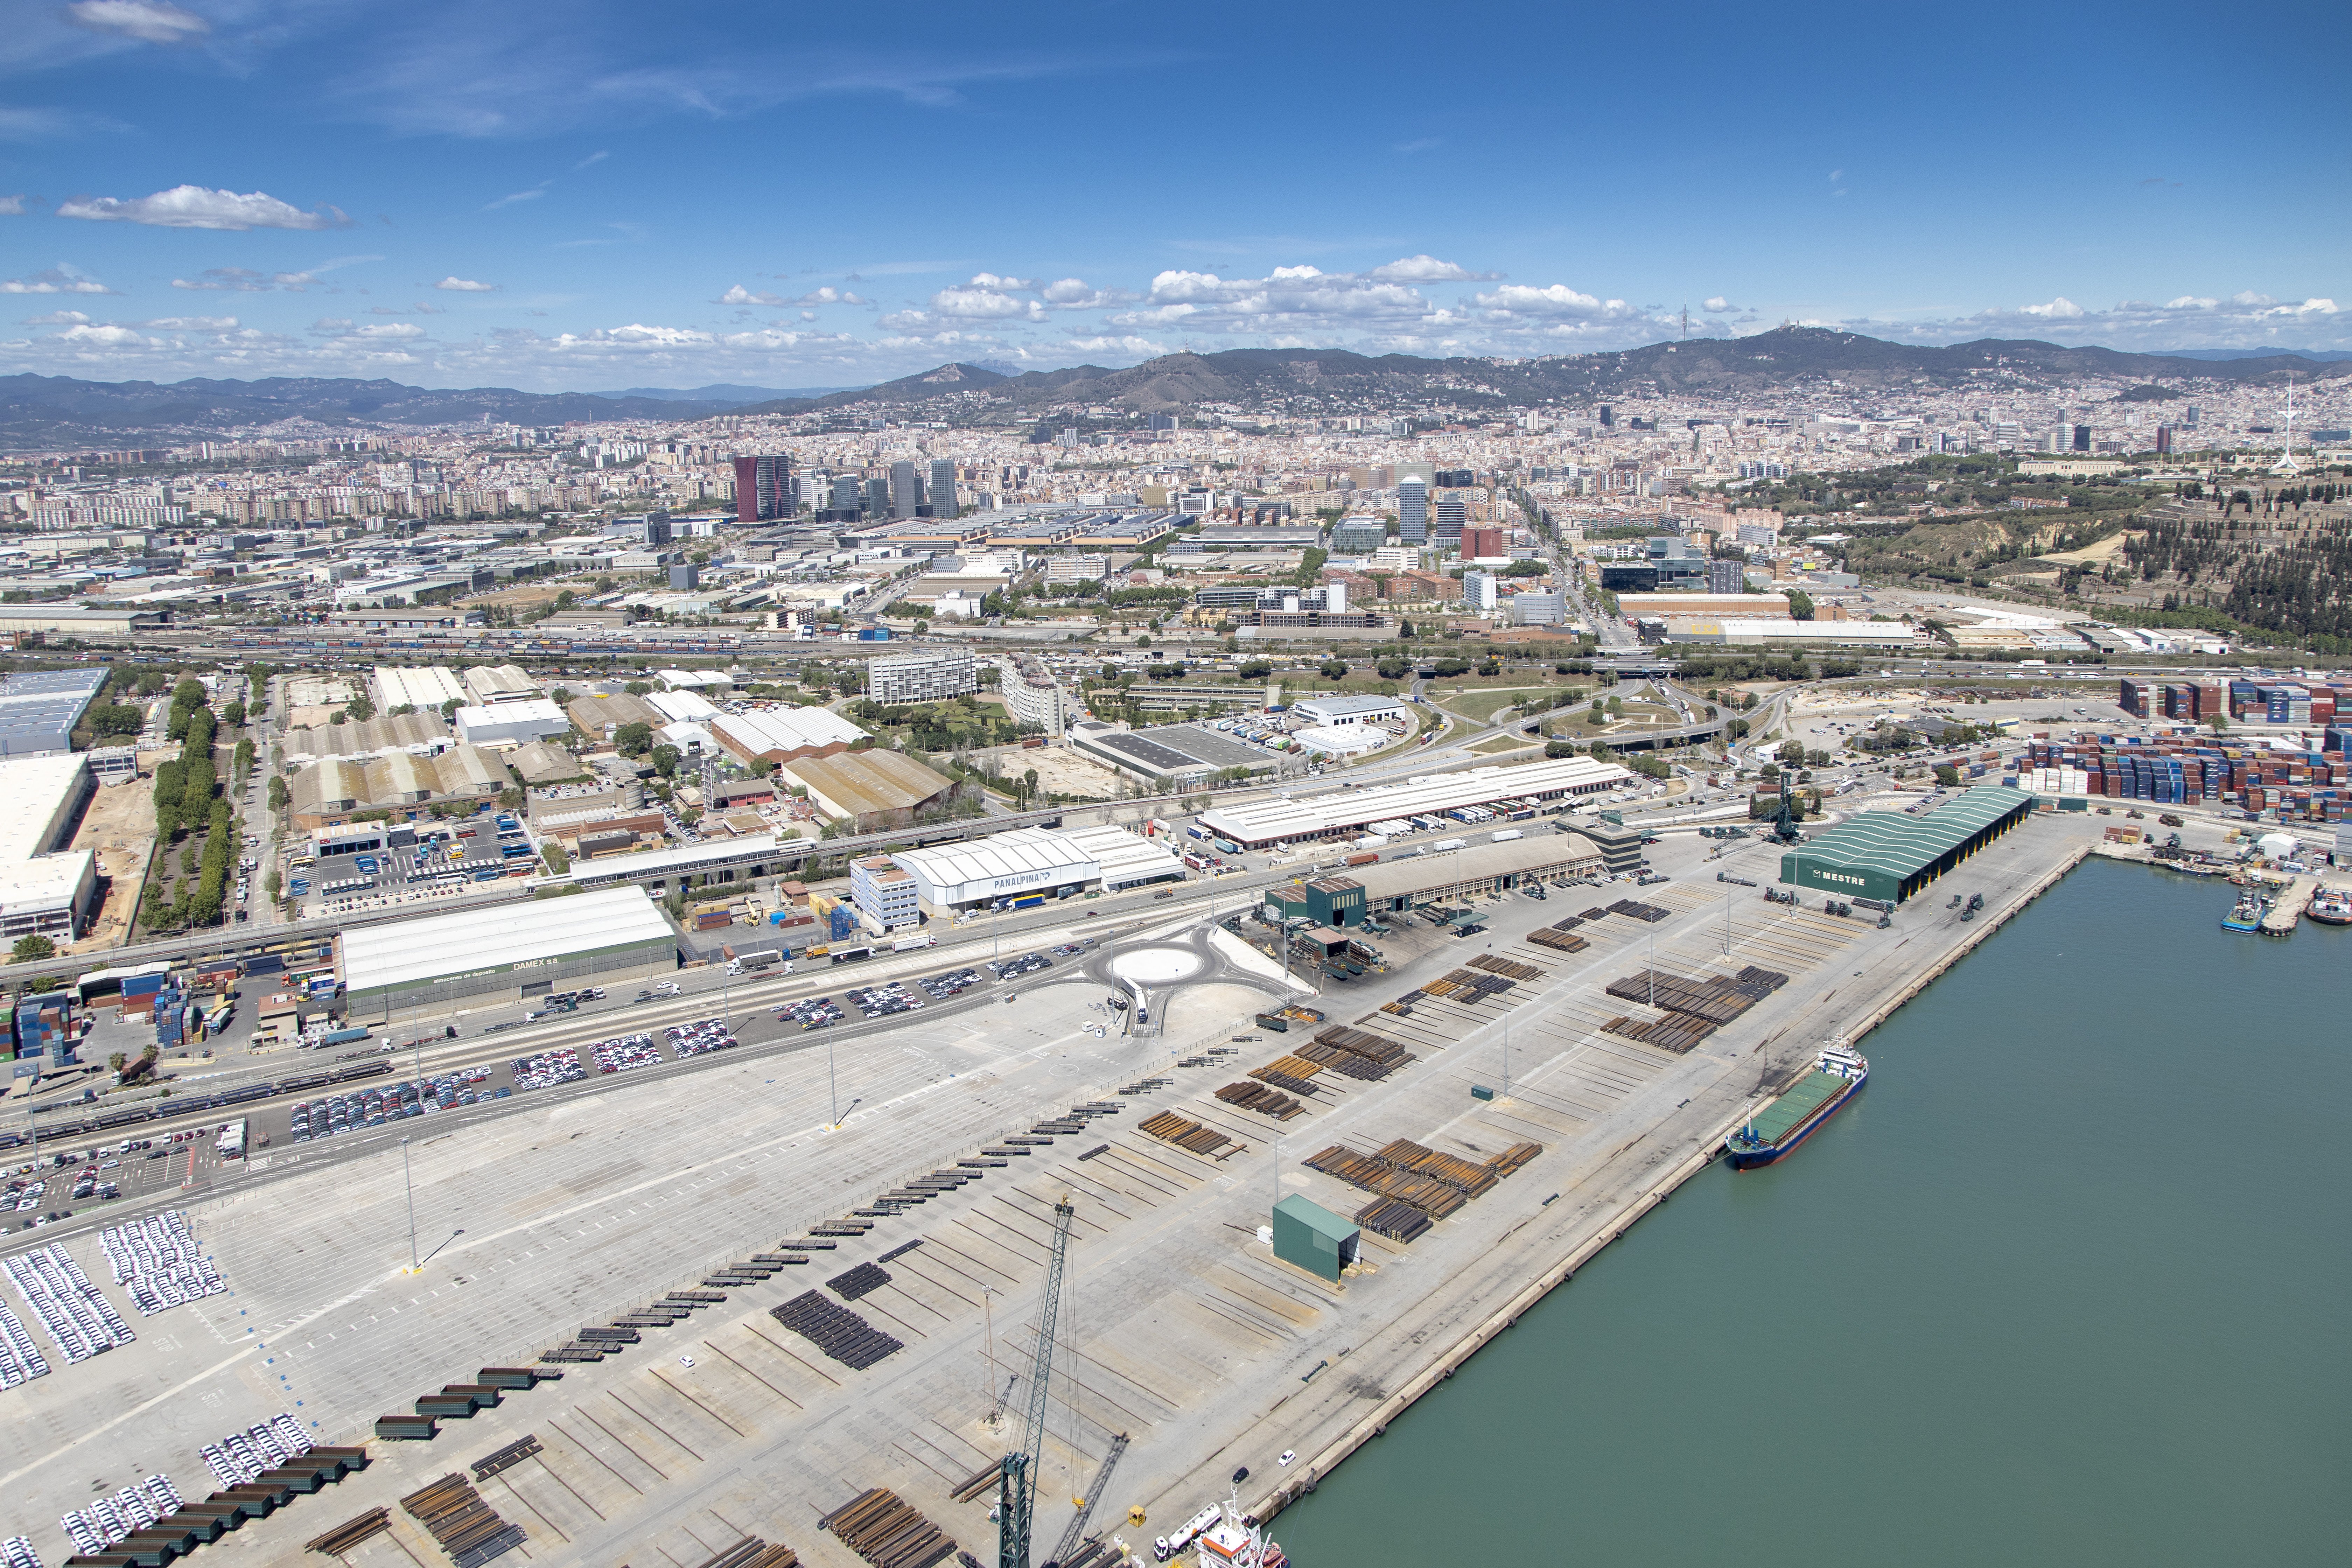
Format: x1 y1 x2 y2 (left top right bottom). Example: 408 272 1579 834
400 1135 419 1272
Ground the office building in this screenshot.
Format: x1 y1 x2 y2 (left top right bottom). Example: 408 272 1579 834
1707 558 1746 595
1331 514 1387 554
1397 476 1428 545
865 476 889 518
733 453 793 522
890 461 920 519
850 855 922 932
1464 570 1498 612
2155 426 2174 455
1461 525 1505 560
1434 496 1466 548
668 562 700 592
832 475 862 513
930 459 957 519
2073 425 2093 453
1508 591 1568 626
868 648 977 705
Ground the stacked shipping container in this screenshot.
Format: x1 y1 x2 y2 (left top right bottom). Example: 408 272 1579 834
2023 731 2351 819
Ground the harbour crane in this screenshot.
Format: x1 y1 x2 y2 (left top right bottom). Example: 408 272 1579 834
1046 1432 1129 1568
999 1197 1076 1568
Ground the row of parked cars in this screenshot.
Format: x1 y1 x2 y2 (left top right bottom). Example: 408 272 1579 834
844 983 923 1019
987 952 1056 981
781 996 846 1030
917 968 984 1001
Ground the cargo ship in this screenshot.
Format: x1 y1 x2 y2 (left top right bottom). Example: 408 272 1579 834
1158 1495 1287 1568
2220 892 2267 932
1724 1046 1868 1170
2307 887 2352 926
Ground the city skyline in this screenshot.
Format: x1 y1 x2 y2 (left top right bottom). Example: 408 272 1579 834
0 0 2346 390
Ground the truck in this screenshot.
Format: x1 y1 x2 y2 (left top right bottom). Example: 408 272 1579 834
725 948 787 974
318 1026 370 1048
1430 837 1467 853
1213 839 1244 856
1343 851 1381 867
891 933 935 952
1491 828 1524 842
217 1120 247 1160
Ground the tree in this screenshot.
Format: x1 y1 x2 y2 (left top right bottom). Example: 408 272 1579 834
10 935 53 963
1319 659 1349 680
625 681 653 696
651 743 681 778
86 703 145 737
220 699 246 728
343 692 376 723
614 721 655 756
1777 739 1806 764
1785 589 1816 621
1933 763 1962 788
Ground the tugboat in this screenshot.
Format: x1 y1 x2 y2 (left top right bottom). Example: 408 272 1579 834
2221 891 2267 932
1724 1045 1868 1170
2307 887 2352 927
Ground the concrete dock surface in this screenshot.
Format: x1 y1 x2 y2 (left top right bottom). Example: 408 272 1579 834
0 816 2106 1568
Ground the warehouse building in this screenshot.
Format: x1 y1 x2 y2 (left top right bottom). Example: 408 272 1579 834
1201 756 1632 849
0 670 108 758
461 664 539 706
454 698 570 749
565 691 663 739
1346 835 1604 913
1069 720 1283 783
287 745 515 829
888 822 1183 916
370 666 468 712
1778 785 2038 903
712 706 868 767
776 749 958 831
1271 1195 1359 1282
339 885 677 1020
282 709 451 763
0 753 98 940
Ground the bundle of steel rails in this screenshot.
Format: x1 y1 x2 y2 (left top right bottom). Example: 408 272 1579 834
819 1488 959 1568
1138 1111 1239 1158
397 1474 525 1568
771 1292 904 1370
1214 1082 1304 1119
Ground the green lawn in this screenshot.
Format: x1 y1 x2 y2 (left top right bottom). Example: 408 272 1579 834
1440 686 1554 723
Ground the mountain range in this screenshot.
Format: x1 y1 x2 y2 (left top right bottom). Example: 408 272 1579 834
4 329 2342 448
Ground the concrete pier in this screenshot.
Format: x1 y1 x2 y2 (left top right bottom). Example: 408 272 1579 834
0 816 2110 1568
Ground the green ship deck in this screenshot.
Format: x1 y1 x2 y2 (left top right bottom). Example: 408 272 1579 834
1748 1071 1847 1144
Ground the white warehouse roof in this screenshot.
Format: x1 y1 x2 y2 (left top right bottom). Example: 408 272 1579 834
713 706 867 756
1200 756 1632 846
340 885 675 995
649 689 720 723
890 827 1095 905
1056 822 1186 889
372 666 468 710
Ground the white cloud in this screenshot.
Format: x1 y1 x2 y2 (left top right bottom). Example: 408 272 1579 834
1472 283 1637 321
968 272 1040 292
20 310 90 325
60 186 352 231
0 196 22 216
483 183 550 211
61 0 208 43
172 267 316 292
433 276 496 292
1702 296 1732 313
54 322 147 345
721 283 866 308
1368 255 1497 283
134 315 236 329
923 286 1047 322
1 267 117 295
350 322 426 340
718 284 786 307
1040 277 1131 308
2021 296 2085 319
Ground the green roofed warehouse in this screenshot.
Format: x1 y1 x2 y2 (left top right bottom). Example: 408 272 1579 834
1779 784 2038 904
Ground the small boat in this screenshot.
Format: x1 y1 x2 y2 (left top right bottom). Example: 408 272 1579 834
2307 888 2352 926
2221 892 2266 932
1724 1046 1868 1170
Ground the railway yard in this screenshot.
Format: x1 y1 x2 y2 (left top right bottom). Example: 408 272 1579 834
0 814 2104 1568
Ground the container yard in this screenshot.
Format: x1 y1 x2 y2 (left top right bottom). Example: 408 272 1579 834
0 809 2117 1568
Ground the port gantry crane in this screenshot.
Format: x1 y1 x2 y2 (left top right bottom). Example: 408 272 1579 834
999 1196 1077 1568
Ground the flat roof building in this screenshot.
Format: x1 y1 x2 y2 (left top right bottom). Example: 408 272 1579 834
888 822 1182 915
0 753 97 940
454 699 570 749
339 885 677 1018
1289 694 1410 728
777 749 957 829
1778 785 2038 903
1069 720 1282 783
1202 757 1632 848
0 669 107 758
371 666 468 713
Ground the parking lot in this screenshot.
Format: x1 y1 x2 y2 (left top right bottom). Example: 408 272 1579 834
290 814 536 916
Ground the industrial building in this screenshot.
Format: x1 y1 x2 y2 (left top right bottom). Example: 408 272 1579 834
287 744 515 829
712 706 868 767
776 749 957 830
1200 757 1632 849
339 885 678 1019
0 670 107 758
1265 875 1368 929
888 823 1182 916
1069 720 1283 783
282 709 451 763
566 691 663 738
370 666 469 712
1271 1195 1359 1282
1778 785 2039 903
0 753 98 940
868 648 976 706
461 664 540 705
454 698 570 749
849 855 921 932
1289 694 1411 729
1346 835 1604 914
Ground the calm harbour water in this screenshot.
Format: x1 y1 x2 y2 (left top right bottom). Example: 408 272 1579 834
1273 858 2347 1567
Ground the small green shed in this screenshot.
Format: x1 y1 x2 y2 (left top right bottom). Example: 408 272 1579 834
1271 1194 1360 1282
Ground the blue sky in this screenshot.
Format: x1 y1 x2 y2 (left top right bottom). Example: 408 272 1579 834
1 0 2346 391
